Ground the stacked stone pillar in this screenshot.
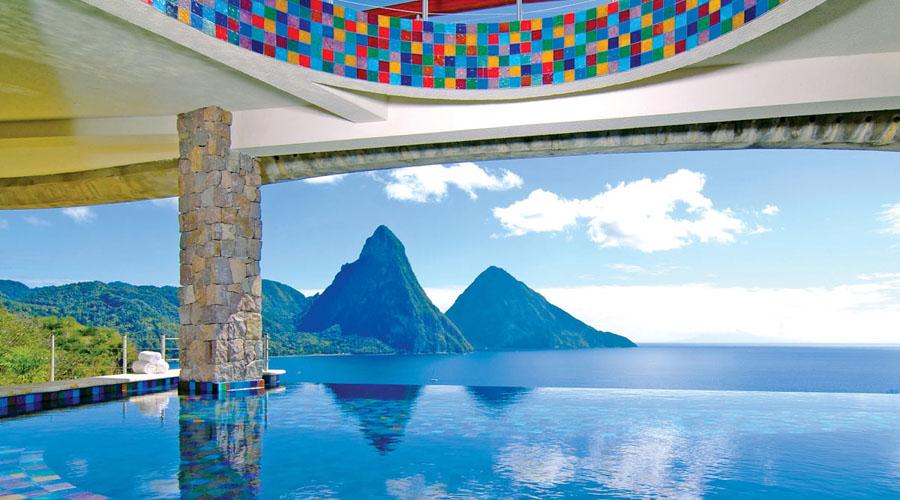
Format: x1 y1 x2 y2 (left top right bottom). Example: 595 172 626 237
176 106 263 394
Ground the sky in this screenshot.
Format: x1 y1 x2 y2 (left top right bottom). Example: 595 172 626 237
2 149 900 344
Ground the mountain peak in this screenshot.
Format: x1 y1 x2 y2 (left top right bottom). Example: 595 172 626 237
447 268 636 350
470 266 528 295
478 266 515 281
360 225 406 259
300 226 472 354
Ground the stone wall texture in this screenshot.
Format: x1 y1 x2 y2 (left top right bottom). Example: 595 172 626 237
177 106 263 384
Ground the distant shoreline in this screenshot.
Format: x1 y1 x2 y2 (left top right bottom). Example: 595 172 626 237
270 343 900 359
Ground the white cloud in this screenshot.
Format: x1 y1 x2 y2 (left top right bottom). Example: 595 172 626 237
24 215 50 226
761 204 780 216
424 287 463 311
304 174 348 185
537 278 900 344
493 169 748 252
384 162 522 202
879 203 900 235
61 207 96 223
492 189 581 235
607 263 651 275
150 197 178 210
606 263 684 276
424 275 900 344
14 277 78 287
858 272 900 285
748 224 771 235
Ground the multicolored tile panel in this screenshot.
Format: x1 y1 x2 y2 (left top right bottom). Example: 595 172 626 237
145 0 786 89
262 371 281 388
177 393 264 498
0 377 178 419
178 378 265 397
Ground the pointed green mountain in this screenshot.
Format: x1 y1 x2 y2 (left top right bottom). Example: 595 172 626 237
298 225 472 354
446 266 636 350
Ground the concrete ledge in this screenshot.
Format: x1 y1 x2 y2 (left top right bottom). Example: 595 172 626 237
0 370 180 419
263 369 286 389
0 369 180 398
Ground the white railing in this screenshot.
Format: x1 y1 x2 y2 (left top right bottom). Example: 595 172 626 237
160 335 179 365
50 334 55 382
159 333 269 371
263 332 270 371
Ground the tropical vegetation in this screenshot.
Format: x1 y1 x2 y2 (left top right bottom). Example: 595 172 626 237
0 306 136 385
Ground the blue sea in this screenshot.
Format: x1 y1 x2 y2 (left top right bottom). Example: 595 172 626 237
1 345 898 498
282 344 900 393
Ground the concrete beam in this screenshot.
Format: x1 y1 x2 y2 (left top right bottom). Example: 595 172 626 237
0 159 177 209
232 52 900 157
1 110 896 209
259 110 900 182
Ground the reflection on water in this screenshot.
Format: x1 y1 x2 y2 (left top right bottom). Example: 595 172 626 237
178 394 264 499
2 384 898 498
465 386 532 415
495 442 577 489
583 424 731 498
385 474 449 499
324 383 421 454
129 392 171 419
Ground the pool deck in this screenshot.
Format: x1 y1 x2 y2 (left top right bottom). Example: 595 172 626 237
0 370 181 398
0 371 181 419
0 369 286 418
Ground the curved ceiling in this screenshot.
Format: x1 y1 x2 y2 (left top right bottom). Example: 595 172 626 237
0 0 898 208
139 0 825 99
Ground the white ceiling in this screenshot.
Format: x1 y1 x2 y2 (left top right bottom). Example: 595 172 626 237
0 0 897 186
0 0 306 122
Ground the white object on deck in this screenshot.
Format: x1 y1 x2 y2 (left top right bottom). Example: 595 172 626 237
131 359 170 375
138 351 163 363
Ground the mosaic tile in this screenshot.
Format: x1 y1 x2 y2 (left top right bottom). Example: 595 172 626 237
0 377 177 419
177 394 264 498
0 449 105 500
144 0 786 89
262 371 281 388
178 379 264 397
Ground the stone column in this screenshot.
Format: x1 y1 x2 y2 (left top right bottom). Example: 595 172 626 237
177 106 263 394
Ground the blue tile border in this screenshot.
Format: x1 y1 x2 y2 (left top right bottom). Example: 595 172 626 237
0 376 178 419
177 379 265 397
0 376 273 418
263 372 281 389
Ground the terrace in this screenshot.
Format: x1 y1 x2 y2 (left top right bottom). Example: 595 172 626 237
0 0 897 403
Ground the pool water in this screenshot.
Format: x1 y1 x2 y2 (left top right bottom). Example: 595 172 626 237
1 382 898 498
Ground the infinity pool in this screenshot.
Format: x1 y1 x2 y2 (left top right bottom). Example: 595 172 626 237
1 382 898 498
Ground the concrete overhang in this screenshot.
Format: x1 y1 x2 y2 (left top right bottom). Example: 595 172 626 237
0 0 898 208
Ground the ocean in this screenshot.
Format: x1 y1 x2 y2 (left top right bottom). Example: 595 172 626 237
1 345 898 498
278 343 900 393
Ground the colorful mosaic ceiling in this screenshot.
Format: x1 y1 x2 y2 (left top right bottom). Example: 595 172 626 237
149 0 786 90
